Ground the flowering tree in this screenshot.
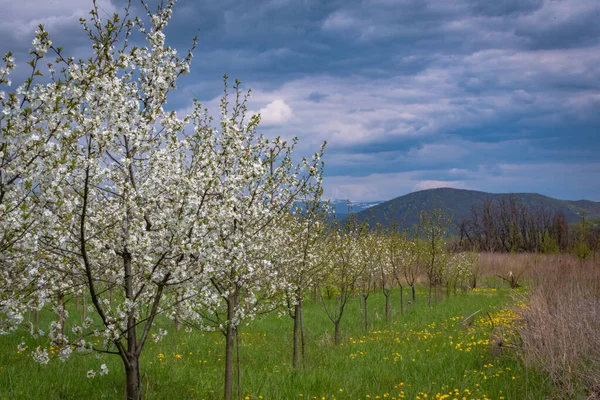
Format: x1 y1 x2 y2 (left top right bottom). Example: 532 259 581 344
12 4 211 399
416 208 451 306
378 237 395 322
357 229 379 330
182 81 325 399
280 193 329 368
321 217 367 345
444 250 479 294
402 240 423 304
383 228 407 318
0 50 55 334
0 2 324 400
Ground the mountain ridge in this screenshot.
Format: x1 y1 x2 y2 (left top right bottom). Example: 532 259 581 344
347 188 600 231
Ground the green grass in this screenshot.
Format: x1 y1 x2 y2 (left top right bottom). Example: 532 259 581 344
0 287 550 399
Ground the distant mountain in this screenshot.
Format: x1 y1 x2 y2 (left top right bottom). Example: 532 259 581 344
328 199 382 218
349 188 600 232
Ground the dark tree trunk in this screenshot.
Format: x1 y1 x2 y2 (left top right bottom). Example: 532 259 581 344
292 305 300 368
399 285 404 315
224 294 236 400
124 254 141 400
174 294 182 331
125 357 142 400
428 280 432 307
325 286 333 299
299 300 306 361
334 320 341 345
236 328 241 400
362 295 369 331
411 285 416 303
384 291 391 322
293 294 306 368
58 292 65 336
81 295 87 324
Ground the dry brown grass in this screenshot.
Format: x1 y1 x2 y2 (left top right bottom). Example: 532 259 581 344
504 254 600 399
476 252 541 288
479 252 544 276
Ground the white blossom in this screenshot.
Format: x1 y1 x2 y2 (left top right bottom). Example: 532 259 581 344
32 347 50 364
0 2 324 398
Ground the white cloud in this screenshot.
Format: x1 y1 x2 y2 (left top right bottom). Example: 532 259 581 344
240 42 600 152
321 11 357 31
256 99 293 126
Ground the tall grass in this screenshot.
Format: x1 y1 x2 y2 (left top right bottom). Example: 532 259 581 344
477 252 542 288
515 255 600 399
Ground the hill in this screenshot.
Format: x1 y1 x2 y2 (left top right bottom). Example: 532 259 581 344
350 188 600 232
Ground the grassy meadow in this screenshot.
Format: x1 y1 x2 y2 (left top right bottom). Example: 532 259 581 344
0 273 553 400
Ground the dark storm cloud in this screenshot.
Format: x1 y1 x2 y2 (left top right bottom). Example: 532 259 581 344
1 0 599 201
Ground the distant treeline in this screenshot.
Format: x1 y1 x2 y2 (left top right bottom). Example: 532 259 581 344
454 196 599 255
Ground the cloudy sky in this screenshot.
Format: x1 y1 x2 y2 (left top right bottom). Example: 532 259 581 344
2 0 599 201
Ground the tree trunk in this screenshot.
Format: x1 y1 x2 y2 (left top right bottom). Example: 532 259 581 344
299 301 305 361
428 280 432 307
81 295 87 324
362 295 369 331
292 305 300 369
224 295 236 400
399 285 404 315
124 253 141 400
411 285 416 303
384 292 391 322
236 328 241 400
58 292 65 336
125 356 142 400
174 293 183 331
334 320 341 345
